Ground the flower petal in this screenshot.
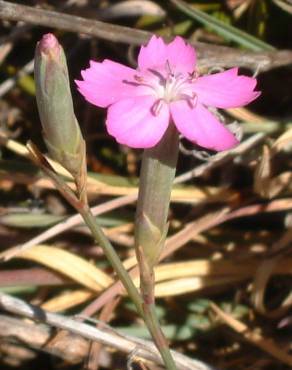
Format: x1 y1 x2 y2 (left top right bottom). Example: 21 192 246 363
166 36 196 73
193 68 261 109
106 96 170 148
170 101 238 151
138 35 196 73
138 35 167 71
76 60 137 108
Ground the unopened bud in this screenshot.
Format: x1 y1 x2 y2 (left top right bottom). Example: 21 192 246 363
34 33 85 177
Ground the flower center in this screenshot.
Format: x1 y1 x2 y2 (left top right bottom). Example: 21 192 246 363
129 60 198 115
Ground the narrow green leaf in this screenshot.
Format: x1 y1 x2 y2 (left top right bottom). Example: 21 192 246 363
170 0 275 51
117 324 194 341
0 213 65 228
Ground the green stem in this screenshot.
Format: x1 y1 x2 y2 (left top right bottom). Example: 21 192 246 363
79 205 144 316
32 125 179 369
135 123 180 370
30 139 179 369
139 260 178 370
136 124 179 243
144 302 177 370
80 205 178 369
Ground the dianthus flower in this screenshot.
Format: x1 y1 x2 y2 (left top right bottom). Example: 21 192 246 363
76 36 260 151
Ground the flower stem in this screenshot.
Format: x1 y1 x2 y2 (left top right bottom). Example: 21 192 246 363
79 205 144 317
28 133 179 369
145 303 178 370
80 205 179 369
135 123 179 370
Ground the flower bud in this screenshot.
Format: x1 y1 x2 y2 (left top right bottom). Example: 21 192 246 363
34 33 85 177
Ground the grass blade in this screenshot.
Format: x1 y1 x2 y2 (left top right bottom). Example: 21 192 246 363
170 0 275 51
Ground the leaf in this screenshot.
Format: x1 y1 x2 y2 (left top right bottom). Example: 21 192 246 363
42 289 94 312
154 276 243 297
170 0 275 51
0 213 65 228
3 245 113 291
116 324 194 341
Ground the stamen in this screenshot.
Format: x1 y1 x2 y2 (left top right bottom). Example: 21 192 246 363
129 74 158 92
187 92 198 109
151 99 164 116
134 75 144 82
188 69 199 82
179 92 198 109
165 60 174 77
131 65 199 106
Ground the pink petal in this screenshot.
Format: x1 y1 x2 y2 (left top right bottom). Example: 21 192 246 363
76 59 137 108
165 36 196 73
193 68 261 109
138 35 196 73
170 101 238 151
138 35 167 70
106 96 170 148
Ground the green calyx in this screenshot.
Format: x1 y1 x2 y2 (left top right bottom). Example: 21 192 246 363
34 34 84 176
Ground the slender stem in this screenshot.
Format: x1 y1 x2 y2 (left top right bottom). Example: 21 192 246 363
144 302 178 370
139 260 178 370
29 132 181 370
79 205 144 317
28 141 179 369
80 206 178 369
27 142 144 315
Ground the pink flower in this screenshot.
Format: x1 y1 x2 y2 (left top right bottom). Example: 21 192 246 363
76 36 260 151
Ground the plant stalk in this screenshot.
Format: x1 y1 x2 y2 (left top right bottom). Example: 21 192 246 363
135 123 180 370
28 133 179 369
79 205 144 317
80 205 178 370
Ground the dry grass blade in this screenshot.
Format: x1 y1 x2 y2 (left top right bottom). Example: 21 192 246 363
272 0 292 14
251 228 292 317
0 132 73 178
0 293 216 370
272 126 292 153
175 132 266 183
154 258 292 297
80 200 292 315
254 140 292 198
211 303 292 366
226 107 269 123
154 276 243 297
42 289 94 312
1 194 137 260
252 255 292 318
2 245 113 291
0 1 291 368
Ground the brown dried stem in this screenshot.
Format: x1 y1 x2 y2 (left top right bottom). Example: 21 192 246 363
0 1 291 71
0 293 215 370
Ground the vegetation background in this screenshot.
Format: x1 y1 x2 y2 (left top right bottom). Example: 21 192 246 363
0 1 291 369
